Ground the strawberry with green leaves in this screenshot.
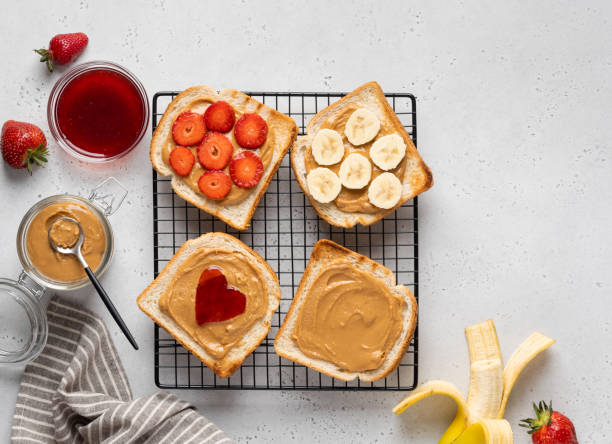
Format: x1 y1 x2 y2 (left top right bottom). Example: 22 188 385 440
520 401 578 444
35 32 88 72
1 121 48 174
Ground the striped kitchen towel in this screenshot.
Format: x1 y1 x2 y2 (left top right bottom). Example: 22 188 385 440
11 296 233 444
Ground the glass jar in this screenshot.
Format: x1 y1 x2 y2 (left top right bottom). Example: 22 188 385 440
47 60 150 163
0 177 127 365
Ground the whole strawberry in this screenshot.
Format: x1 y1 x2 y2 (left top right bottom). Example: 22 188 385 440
1 121 48 174
520 401 578 444
34 32 88 72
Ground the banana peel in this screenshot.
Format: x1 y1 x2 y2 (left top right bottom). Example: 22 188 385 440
393 320 554 443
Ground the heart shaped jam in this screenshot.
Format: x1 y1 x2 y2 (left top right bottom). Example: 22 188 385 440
195 267 246 325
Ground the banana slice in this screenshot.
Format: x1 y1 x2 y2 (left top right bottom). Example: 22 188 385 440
344 108 380 145
368 172 402 209
338 153 372 189
306 167 341 204
370 134 406 171
311 129 344 166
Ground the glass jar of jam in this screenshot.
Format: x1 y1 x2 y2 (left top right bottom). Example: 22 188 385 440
47 61 150 162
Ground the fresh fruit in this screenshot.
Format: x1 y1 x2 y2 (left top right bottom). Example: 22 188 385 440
393 320 555 444
197 132 233 170
306 167 342 203
464 321 504 424
229 151 264 188
203 101 235 133
172 112 206 146
368 172 402 209
234 113 268 149
1 120 48 174
344 108 380 145
168 146 195 176
197 171 232 200
311 129 344 166
195 268 246 324
338 152 371 189
369 134 406 171
35 32 88 72
520 401 578 444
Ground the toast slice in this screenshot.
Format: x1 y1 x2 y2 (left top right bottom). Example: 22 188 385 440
137 232 281 378
151 86 298 230
291 81 432 228
274 239 417 382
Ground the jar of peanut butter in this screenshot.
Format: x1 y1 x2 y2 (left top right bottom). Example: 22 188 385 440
0 178 126 365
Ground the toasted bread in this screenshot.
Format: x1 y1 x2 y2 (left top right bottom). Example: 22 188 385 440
151 86 298 230
274 239 417 382
137 232 281 378
291 81 432 228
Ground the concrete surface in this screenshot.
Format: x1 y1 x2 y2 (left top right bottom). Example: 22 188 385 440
1 1 611 442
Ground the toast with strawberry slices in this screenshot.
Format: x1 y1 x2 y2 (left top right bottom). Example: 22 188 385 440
151 86 297 230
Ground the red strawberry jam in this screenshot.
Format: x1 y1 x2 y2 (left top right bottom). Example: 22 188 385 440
195 268 246 324
56 68 146 159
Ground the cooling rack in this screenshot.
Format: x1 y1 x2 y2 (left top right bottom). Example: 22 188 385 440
151 90 419 390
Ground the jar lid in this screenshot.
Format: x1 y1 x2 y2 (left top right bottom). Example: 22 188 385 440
0 278 47 365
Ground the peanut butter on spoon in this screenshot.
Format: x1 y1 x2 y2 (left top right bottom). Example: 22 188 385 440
49 218 80 248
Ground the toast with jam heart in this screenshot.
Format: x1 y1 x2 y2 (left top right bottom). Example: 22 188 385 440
151 86 297 230
137 233 281 378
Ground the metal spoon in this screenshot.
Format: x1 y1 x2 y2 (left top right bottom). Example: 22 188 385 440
48 217 139 350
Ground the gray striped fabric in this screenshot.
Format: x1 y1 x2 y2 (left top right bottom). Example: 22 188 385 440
11 297 233 444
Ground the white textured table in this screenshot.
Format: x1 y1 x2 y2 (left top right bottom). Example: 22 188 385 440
1 1 611 442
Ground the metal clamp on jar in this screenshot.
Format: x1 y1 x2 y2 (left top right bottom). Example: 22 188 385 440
0 177 127 365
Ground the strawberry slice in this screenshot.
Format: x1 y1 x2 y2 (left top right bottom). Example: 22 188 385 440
204 101 236 133
172 112 206 146
229 151 263 188
168 146 195 176
198 171 232 200
234 113 268 149
197 132 233 170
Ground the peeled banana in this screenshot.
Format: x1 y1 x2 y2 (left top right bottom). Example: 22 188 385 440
393 320 554 444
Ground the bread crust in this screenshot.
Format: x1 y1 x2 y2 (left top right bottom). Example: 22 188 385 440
291 81 432 228
151 86 298 230
274 239 417 382
137 232 281 378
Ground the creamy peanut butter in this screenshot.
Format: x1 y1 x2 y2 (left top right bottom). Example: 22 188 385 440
305 105 408 213
49 219 80 248
26 202 106 282
162 98 275 205
292 261 405 372
159 248 268 359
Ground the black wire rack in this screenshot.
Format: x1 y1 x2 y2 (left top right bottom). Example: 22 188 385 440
151 90 419 390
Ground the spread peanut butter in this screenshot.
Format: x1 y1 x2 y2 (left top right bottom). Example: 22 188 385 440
159 248 268 359
292 261 405 372
162 98 275 205
305 105 408 213
26 202 106 282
